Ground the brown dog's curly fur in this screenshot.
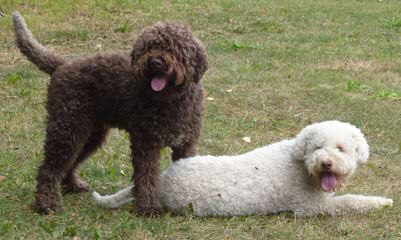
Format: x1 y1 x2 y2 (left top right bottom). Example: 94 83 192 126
13 12 208 215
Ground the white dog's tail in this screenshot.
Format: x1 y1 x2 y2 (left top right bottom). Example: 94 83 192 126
92 185 135 209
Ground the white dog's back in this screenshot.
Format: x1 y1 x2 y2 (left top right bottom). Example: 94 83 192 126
160 140 305 216
94 139 316 216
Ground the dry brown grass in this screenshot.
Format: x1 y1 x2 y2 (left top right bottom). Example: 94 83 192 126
316 59 393 72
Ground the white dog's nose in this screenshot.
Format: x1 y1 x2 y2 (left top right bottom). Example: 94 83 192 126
321 160 333 170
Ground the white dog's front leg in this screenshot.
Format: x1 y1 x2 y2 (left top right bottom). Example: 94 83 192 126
295 194 393 216
307 194 393 216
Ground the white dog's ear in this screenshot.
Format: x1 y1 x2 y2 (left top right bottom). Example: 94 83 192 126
293 138 306 161
292 130 311 161
292 124 317 161
352 127 370 164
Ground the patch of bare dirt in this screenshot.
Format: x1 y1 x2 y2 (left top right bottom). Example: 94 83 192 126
316 59 392 72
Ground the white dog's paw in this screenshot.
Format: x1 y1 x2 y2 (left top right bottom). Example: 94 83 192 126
372 197 393 208
380 198 393 207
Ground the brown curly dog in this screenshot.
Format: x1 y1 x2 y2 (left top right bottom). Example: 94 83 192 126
12 12 208 216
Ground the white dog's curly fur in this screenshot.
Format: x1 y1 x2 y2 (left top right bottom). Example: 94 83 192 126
92 121 393 216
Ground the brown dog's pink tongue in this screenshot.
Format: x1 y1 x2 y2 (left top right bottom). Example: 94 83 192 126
151 77 167 91
321 172 337 192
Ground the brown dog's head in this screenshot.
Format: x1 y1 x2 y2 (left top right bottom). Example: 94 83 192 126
131 21 208 96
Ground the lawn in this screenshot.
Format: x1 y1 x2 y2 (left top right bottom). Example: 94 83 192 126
1 0 401 239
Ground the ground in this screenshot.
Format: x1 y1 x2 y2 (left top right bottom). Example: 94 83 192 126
0 0 400 239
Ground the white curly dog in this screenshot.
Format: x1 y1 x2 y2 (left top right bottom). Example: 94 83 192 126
92 121 393 216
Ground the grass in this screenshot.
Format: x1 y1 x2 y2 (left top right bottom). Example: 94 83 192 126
384 16 401 30
377 89 401 100
1 0 401 239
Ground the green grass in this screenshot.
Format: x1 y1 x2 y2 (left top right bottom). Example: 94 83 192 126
1 0 401 239
384 16 401 30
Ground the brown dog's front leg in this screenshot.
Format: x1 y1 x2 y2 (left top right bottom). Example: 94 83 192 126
131 144 164 216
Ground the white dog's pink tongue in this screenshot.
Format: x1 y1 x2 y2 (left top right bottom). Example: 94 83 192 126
321 172 337 192
151 77 167 91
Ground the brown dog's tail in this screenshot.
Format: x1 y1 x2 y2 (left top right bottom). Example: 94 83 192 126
12 12 65 75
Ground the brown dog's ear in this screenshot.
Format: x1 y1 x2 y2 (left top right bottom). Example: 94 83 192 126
193 38 208 83
172 60 186 87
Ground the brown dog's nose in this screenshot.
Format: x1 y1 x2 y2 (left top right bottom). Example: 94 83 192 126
150 58 163 68
321 160 333 170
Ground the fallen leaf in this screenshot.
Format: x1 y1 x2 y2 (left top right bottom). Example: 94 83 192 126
206 97 214 101
72 236 81 240
120 169 126 176
0 176 5 182
226 89 233 93
242 137 251 143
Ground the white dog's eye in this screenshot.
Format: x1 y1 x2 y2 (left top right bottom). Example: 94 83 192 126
337 144 345 152
315 146 322 150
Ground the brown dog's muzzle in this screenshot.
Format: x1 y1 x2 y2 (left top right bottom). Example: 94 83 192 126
137 51 187 92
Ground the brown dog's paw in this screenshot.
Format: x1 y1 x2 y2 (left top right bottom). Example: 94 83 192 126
34 199 63 215
137 205 165 217
136 197 165 217
62 176 90 193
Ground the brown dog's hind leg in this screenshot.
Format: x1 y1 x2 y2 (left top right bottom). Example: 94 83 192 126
62 125 110 193
131 142 164 216
35 109 93 214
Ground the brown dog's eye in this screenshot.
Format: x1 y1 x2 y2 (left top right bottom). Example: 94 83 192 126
337 145 345 152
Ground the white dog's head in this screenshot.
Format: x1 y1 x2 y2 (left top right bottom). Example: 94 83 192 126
292 121 369 192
